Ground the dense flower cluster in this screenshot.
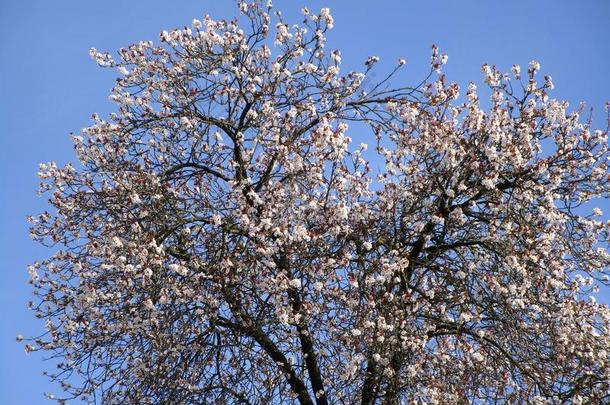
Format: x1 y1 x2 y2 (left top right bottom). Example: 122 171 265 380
26 2 609 404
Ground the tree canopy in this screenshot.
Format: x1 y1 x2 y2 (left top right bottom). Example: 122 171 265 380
26 2 610 404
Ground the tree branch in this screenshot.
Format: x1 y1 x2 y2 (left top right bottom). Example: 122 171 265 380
216 317 314 405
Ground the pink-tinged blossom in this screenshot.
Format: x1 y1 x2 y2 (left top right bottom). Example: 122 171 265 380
511 64 521 79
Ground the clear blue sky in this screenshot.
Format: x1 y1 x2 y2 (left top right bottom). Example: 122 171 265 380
1 1 608 403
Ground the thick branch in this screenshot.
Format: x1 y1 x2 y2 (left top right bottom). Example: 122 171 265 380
162 162 230 182
216 317 314 405
278 254 328 405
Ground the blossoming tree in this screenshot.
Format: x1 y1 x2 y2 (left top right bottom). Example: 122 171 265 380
26 2 610 404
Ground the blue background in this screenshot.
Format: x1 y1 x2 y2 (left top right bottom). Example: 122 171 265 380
1 1 608 403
